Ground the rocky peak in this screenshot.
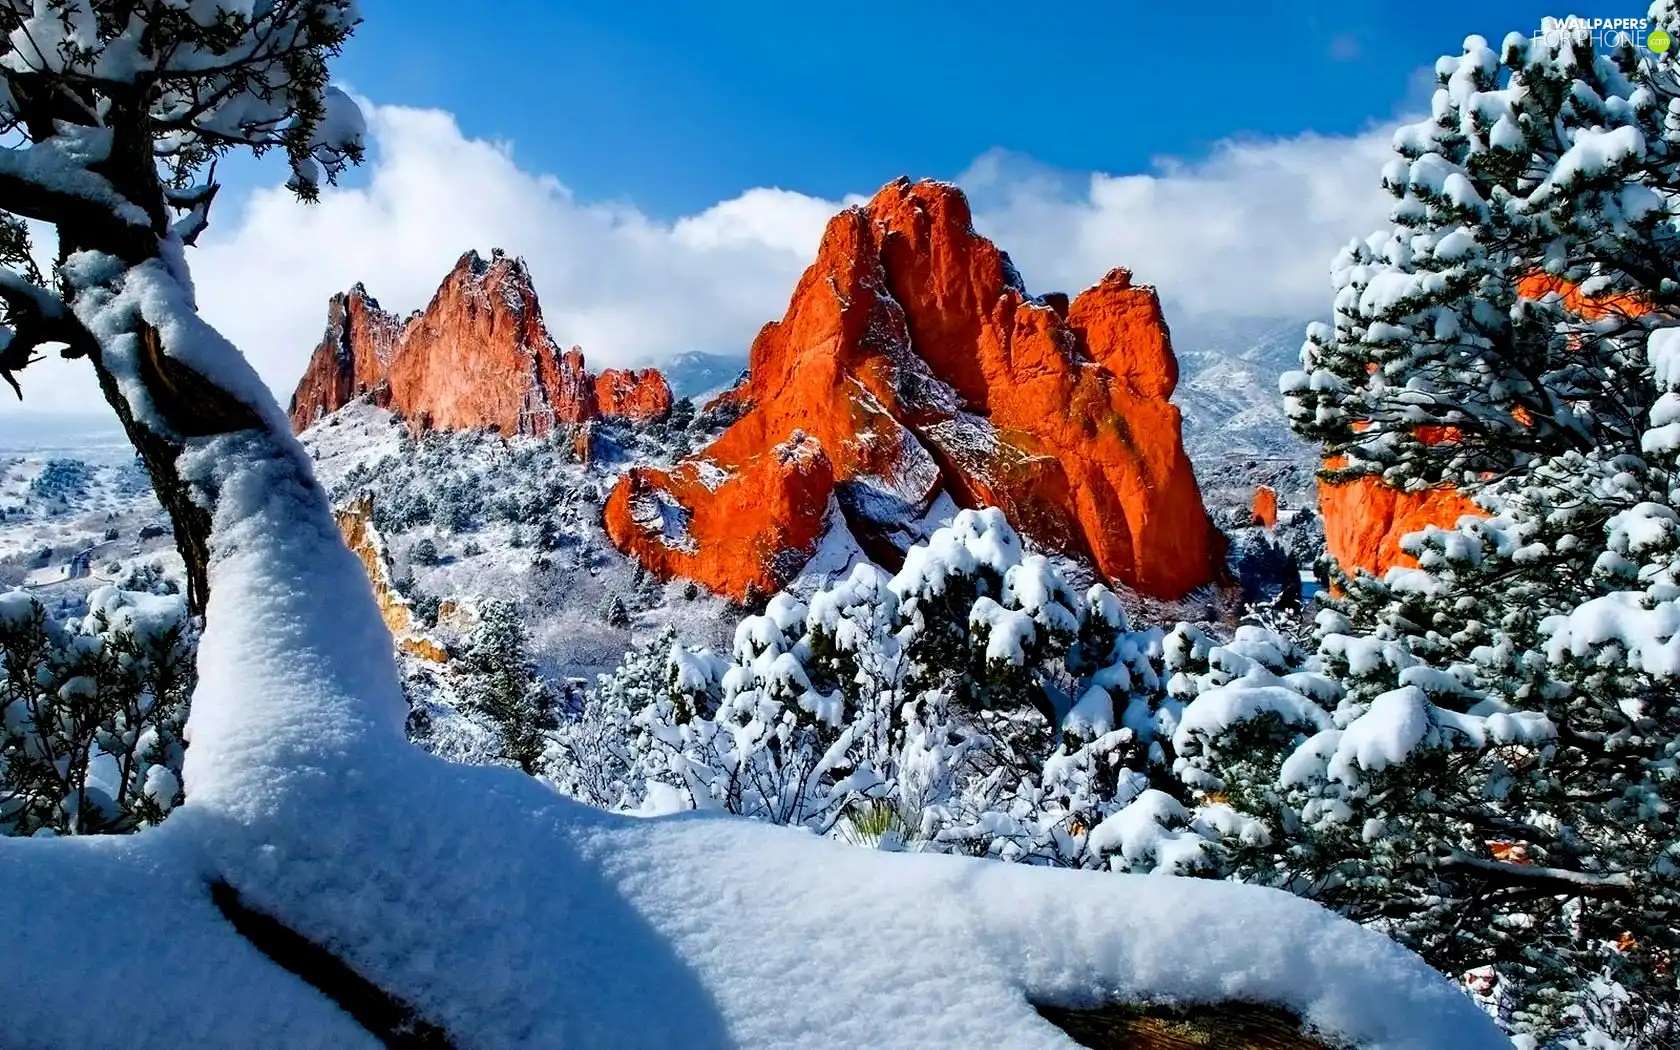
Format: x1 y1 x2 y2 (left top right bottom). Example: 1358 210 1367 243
595 364 674 421
606 178 1226 601
288 285 403 431
288 253 673 435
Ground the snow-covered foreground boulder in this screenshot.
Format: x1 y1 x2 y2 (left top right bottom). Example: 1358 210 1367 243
0 431 1506 1049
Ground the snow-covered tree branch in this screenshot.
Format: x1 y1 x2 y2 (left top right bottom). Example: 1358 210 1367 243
0 0 363 611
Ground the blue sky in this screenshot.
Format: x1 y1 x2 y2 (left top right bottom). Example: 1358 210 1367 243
315 0 1638 216
37 0 1661 411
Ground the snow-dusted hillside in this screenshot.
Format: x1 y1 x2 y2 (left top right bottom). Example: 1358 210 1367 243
0 415 182 618
1165 316 1323 577
301 400 741 681
1172 316 1309 462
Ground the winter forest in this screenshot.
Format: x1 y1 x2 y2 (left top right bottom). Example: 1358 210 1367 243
0 1 1678 1048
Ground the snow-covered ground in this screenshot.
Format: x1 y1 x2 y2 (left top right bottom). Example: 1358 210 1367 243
301 400 739 679
0 413 181 619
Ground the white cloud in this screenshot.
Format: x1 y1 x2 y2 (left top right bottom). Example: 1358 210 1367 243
962 131 1397 324
26 101 1403 414
189 104 847 404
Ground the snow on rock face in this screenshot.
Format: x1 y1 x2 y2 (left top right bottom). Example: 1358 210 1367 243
606 429 837 599
286 250 672 435
607 178 1226 602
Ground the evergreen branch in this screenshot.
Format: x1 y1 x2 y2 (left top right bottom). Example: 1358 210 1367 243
1439 851 1635 897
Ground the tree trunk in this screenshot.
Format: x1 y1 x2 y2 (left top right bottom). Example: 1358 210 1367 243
83 326 262 614
52 97 266 616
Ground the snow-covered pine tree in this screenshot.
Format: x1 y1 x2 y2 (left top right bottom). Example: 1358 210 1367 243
0 587 194 835
456 599 558 775
1284 19 1669 494
1207 10 1680 1043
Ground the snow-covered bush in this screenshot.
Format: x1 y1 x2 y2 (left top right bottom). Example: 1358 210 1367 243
564 510 1220 870
0 588 194 835
113 560 181 596
28 458 91 503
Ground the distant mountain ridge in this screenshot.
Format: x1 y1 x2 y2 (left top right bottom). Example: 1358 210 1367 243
660 350 748 403
1171 315 1314 466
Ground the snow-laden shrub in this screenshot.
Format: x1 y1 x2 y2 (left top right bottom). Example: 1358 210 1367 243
561 509 1233 872
113 559 181 596
0 588 194 836
28 458 92 503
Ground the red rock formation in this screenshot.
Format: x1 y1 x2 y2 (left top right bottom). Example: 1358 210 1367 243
1252 485 1278 530
288 285 403 431
547 346 598 427
1320 470 1480 578
595 367 675 421
605 178 1225 601
605 431 835 601
288 250 672 434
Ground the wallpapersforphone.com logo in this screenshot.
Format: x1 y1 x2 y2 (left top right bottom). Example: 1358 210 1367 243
1534 16 1672 53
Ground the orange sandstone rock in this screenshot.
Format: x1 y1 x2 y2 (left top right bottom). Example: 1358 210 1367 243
595 366 674 421
604 431 836 601
1515 274 1648 321
1319 473 1481 578
334 495 447 663
288 250 672 434
605 178 1225 601
1252 486 1278 529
